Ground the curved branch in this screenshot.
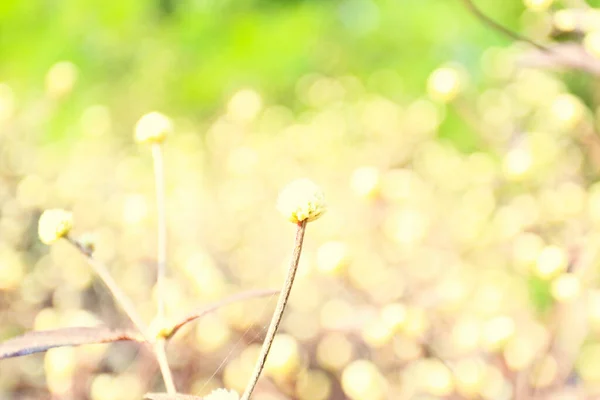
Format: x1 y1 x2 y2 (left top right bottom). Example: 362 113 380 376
0 327 142 359
165 288 279 340
460 0 551 52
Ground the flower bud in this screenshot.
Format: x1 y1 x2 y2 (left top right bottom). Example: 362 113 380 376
38 209 73 244
134 111 172 144
277 178 327 223
204 388 240 400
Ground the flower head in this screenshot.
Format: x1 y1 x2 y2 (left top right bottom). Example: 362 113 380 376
38 209 73 244
134 111 172 144
277 178 327 223
204 388 240 400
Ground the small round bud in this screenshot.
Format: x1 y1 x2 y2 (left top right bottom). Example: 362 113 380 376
148 315 175 340
204 388 240 400
134 111 172 144
277 178 327 223
38 209 73 245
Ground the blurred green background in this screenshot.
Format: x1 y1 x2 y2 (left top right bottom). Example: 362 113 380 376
0 0 527 145
3 0 600 399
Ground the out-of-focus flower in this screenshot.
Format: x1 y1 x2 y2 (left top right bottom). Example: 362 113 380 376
204 388 240 400
134 111 172 144
38 209 73 244
277 178 327 223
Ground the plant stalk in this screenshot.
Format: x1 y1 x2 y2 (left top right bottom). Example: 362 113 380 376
154 339 176 394
240 220 307 400
152 143 168 320
151 143 177 393
67 237 150 338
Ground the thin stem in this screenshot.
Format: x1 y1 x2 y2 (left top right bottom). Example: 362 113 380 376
67 229 177 393
460 0 551 52
241 221 307 400
166 288 279 340
154 339 176 394
152 143 168 320
67 236 150 340
151 143 177 393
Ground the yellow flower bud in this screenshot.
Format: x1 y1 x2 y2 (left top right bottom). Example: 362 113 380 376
134 111 172 144
204 388 240 400
277 178 327 223
38 209 73 245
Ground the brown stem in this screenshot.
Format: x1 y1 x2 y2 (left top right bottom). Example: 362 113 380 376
166 289 280 340
67 236 150 339
67 236 177 393
460 0 551 52
240 221 307 400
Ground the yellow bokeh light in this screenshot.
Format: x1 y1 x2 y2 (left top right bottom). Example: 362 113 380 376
316 332 354 371
582 9 600 33
0 246 24 290
380 303 408 331
481 315 515 351
578 343 600 383
361 318 394 347
454 357 486 397
296 369 332 400
222 358 248 394
316 240 349 274
341 360 387 400
584 31 600 58
427 66 463 102
183 251 226 299
264 334 302 378
551 93 584 129
91 374 115 400
392 336 423 362
385 208 429 246
551 273 581 302
504 336 538 371
400 306 429 338
195 314 232 352
480 366 511 399
45 61 78 99
524 0 553 12
45 347 75 394
122 194 149 225
227 88 263 122
534 245 568 279
350 166 381 199
452 316 481 353
553 9 577 32
512 232 544 270
503 147 533 179
418 359 455 396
